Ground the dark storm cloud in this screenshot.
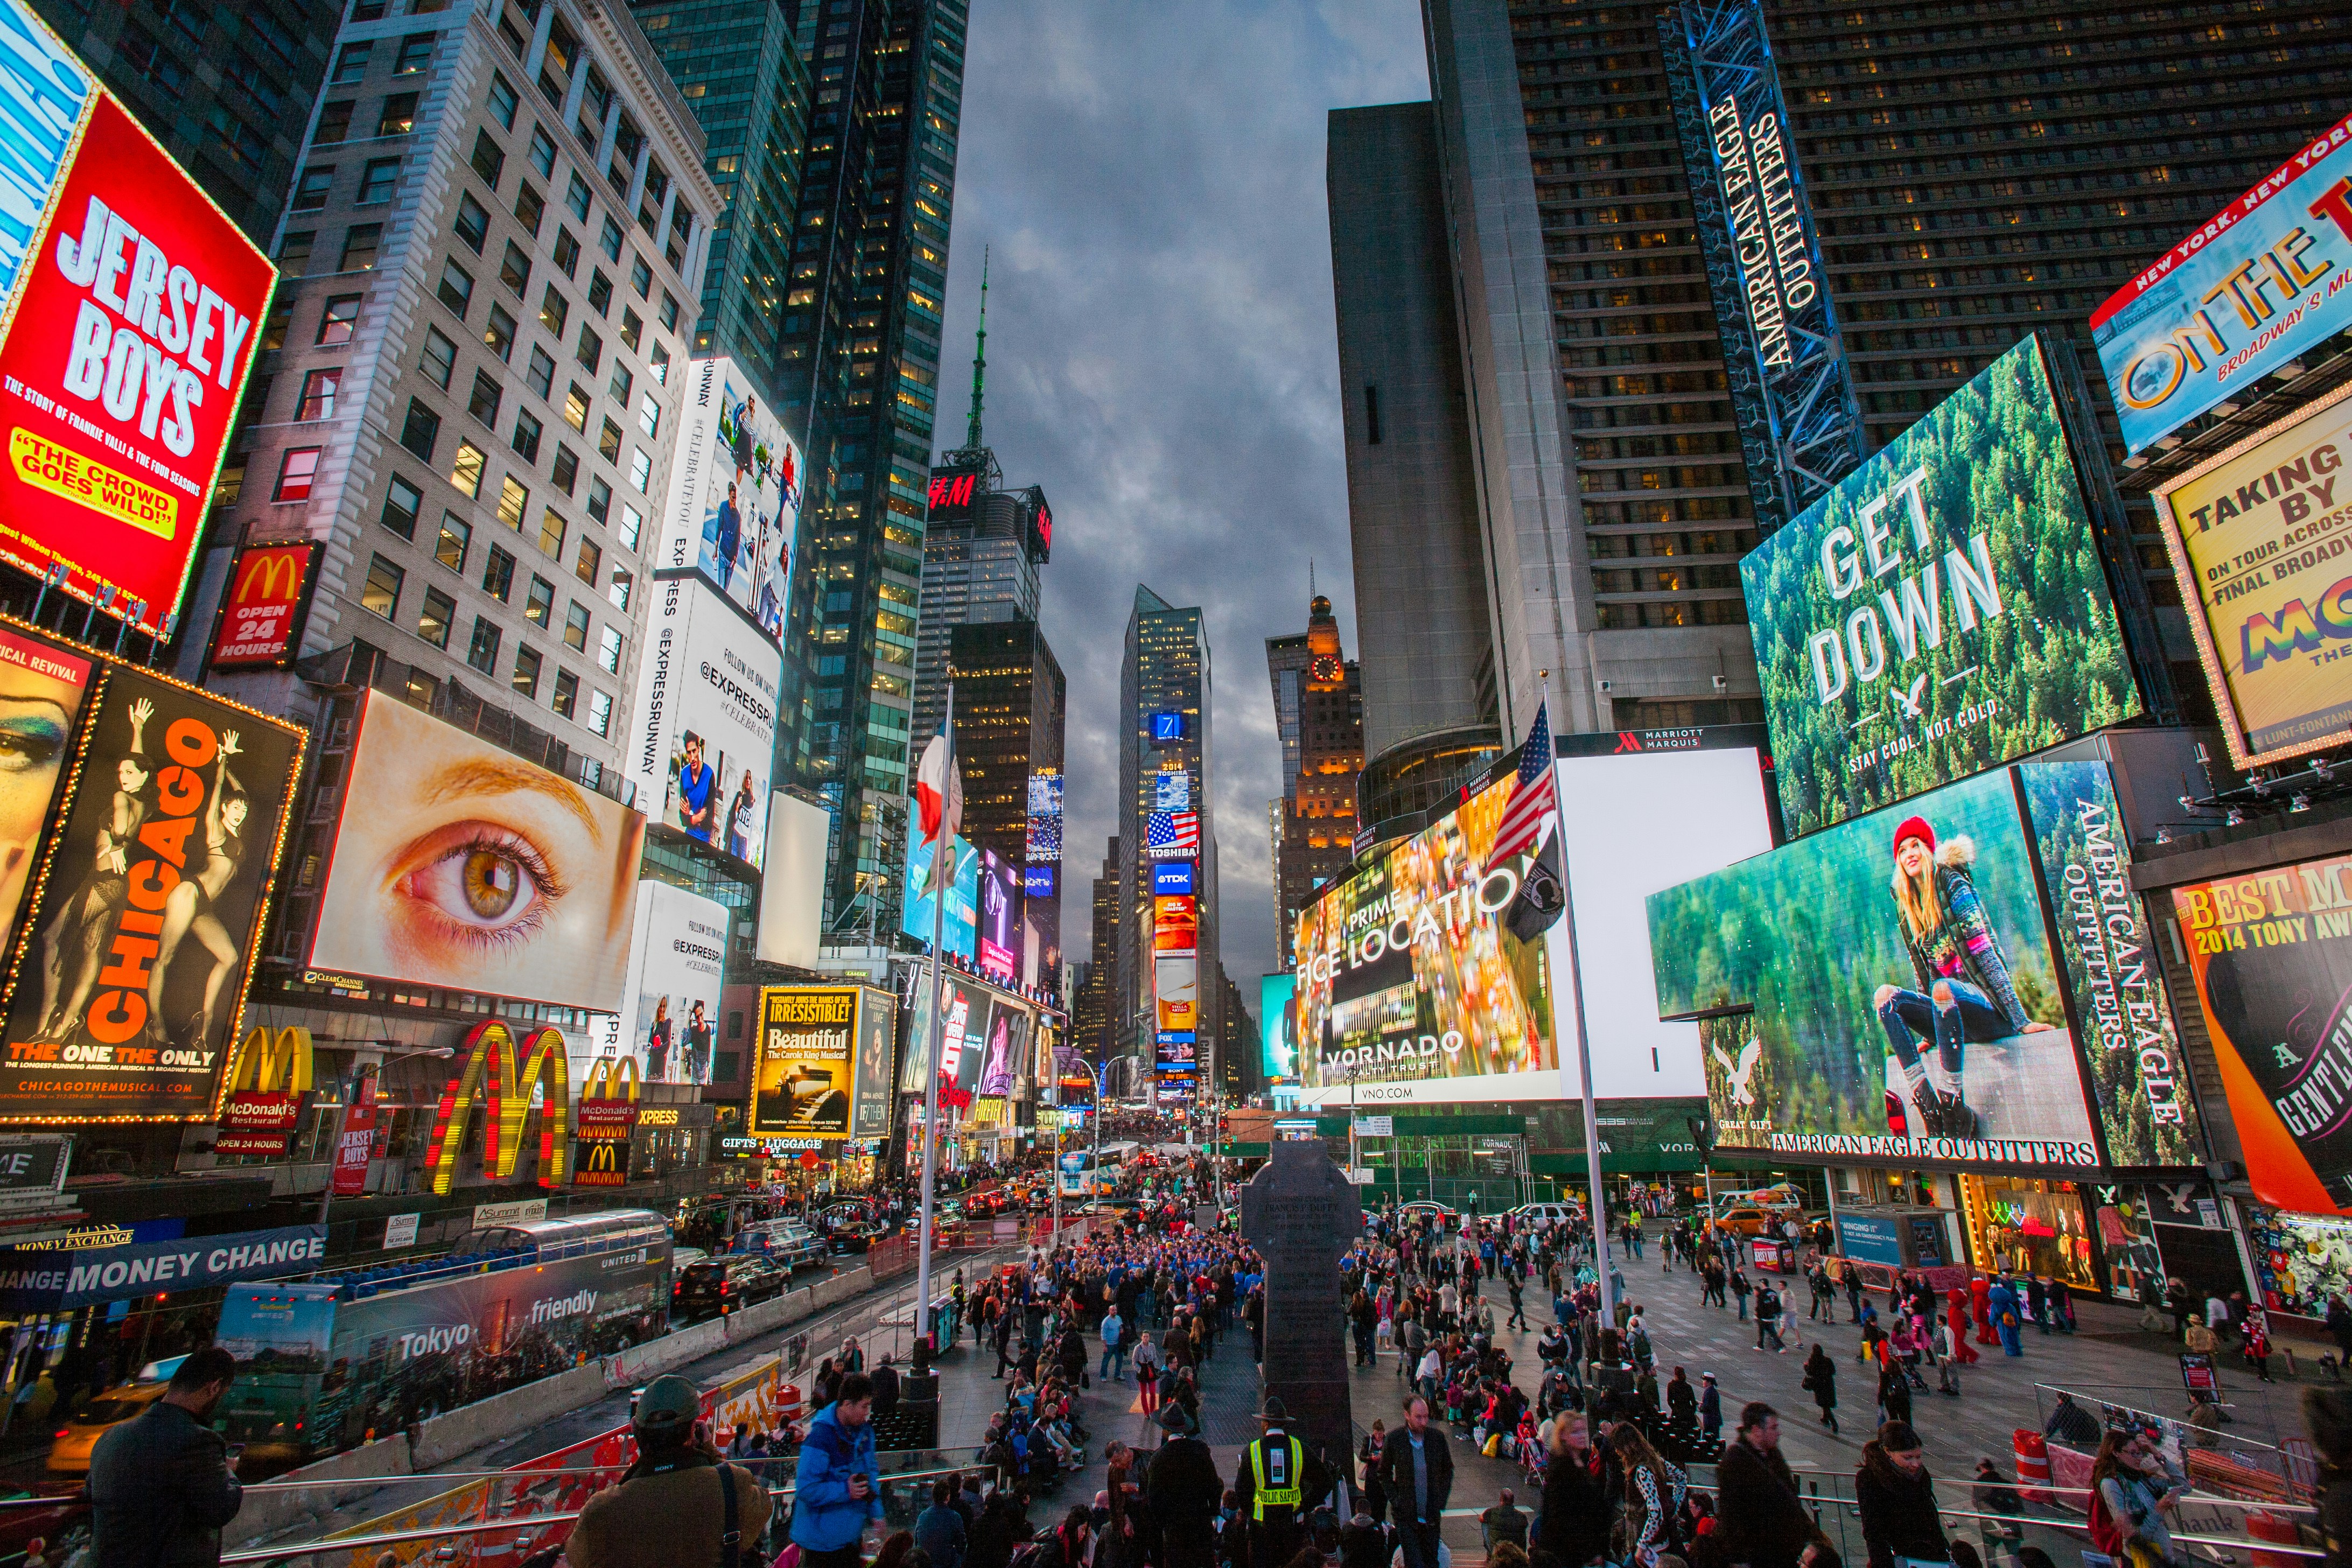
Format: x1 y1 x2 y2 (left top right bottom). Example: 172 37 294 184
933 0 1426 996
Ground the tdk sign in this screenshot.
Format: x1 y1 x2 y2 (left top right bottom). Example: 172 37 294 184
1153 863 1194 896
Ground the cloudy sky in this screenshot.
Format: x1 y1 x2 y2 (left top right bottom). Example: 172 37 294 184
930 0 1429 1000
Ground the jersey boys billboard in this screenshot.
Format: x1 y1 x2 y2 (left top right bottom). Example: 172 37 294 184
2152 380 2352 769
2092 111 2352 455
0 49 274 639
1740 335 2140 837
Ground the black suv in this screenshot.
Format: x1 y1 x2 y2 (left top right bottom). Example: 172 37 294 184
672 1255 787 1320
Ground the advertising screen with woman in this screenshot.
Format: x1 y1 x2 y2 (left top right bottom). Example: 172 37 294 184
1652 767 2104 1168
307 692 646 1012
0 625 92 943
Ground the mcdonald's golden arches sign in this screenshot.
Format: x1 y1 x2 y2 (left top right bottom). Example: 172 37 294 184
420 1019 571 1195
216 1025 313 1157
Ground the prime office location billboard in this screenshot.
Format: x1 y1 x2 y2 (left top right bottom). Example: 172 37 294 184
1742 335 2140 837
2092 111 2352 454
2151 380 2352 769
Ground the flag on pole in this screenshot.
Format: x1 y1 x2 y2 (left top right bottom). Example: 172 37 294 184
915 732 962 845
1489 699 1556 863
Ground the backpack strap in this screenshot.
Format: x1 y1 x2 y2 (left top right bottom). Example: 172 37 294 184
720 1462 742 1568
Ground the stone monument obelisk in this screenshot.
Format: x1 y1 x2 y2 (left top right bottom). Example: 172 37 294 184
1239 1138 1361 1477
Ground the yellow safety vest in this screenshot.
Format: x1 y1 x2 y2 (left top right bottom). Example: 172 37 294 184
1248 1436 1304 1518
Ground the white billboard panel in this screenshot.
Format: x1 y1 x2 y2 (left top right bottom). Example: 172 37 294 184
627 575 782 868
582 880 731 1087
758 792 831 967
655 356 799 641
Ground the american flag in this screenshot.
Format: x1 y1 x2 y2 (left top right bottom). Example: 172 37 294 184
1489 699 1557 864
1146 810 1200 858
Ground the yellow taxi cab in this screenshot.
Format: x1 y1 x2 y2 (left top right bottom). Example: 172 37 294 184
1711 1205 1795 1238
46 1356 183 1478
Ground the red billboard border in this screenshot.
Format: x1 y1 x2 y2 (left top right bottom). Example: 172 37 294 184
205 539 326 674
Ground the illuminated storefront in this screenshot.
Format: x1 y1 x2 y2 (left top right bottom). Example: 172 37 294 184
1957 1174 2097 1292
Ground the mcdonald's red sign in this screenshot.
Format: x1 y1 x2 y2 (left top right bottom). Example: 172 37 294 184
208 540 322 670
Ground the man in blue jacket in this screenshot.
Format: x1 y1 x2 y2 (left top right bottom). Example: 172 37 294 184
793 1371 883 1568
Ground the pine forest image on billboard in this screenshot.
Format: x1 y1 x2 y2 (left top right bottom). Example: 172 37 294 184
1291 768 1559 1104
1650 767 2102 1168
1742 335 2140 836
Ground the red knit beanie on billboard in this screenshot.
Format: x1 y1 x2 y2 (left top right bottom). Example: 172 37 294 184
1892 816 1935 857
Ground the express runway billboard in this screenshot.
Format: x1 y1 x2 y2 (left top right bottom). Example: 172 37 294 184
655 357 797 642
627 575 781 867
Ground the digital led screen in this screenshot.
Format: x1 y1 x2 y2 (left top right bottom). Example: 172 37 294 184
977 849 1019 983
1261 972 1297 1083
1154 862 1194 897
900 828 978 962
653 356 796 642
628 575 780 867
1025 772 1062 863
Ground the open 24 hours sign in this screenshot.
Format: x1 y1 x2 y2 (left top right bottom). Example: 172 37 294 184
0 10 275 639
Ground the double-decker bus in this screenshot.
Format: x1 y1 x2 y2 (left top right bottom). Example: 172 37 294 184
213 1210 670 1465
1055 1142 1141 1200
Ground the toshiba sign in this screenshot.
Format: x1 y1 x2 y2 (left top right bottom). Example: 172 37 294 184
0 33 275 640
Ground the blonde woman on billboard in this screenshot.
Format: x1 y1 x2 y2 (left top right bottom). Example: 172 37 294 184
1873 815 2054 1139
145 732 250 1048
31 697 151 1044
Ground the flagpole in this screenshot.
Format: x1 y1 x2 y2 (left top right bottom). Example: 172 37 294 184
915 683 953 1355
1545 670 1618 1330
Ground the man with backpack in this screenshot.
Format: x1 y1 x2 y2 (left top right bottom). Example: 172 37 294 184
789 1371 884 1568
569 1375 773 1568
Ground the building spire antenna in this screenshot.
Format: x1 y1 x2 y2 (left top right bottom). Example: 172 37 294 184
965 247 989 452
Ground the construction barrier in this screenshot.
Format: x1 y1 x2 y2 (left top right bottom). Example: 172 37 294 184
2013 1429 2051 1505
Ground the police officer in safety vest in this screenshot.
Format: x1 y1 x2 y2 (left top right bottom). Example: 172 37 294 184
1230 1396 1333 1568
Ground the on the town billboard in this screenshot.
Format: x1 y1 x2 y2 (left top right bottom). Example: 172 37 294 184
627 573 780 868
1740 334 2141 837
2092 110 2352 454
1650 760 2201 1172
2151 380 2352 769
654 356 796 642
0 22 275 640
0 656 303 1122
307 691 646 1012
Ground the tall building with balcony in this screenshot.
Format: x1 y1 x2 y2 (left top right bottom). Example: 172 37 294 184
772 0 969 934
197 0 719 789
1267 595 1362 970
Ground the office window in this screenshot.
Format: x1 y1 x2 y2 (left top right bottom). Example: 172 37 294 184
436 258 472 317
526 346 555 400
416 327 457 390
417 585 456 649
378 92 417 137
512 408 542 462
318 294 362 345
339 223 382 271
453 192 489 253
649 343 668 384
553 228 580 278
496 474 528 529
565 172 590 221
272 447 320 501
468 370 502 426
573 326 600 373
261 299 291 352
599 218 622 262
598 417 621 461
539 507 565 558
470 129 504 190
606 363 631 406
597 624 622 674
241 372 274 426
540 286 568 338
291 166 333 212
466 616 501 675
483 543 516 601
526 575 554 628
659 292 678 332
436 510 471 572
451 442 486 498
551 444 579 495
362 554 403 619
487 71 519 130
394 33 433 73
278 230 315 276
607 566 633 613
635 392 660 438
512 644 542 698
331 43 370 85
514 184 544 236
315 100 353 144
562 601 588 650
551 668 578 719
618 503 642 552
296 368 340 421
528 124 555 178
586 269 611 316
586 476 611 525
630 257 650 299
358 157 400 205
399 399 439 460
586 688 612 737
575 536 600 586
563 384 590 433
619 306 641 351
498 242 530 299
484 303 516 361
381 474 422 540
628 448 651 491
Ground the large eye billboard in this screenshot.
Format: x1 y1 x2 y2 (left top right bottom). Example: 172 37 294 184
1740 334 2141 837
306 692 646 1012
1649 759 2200 1171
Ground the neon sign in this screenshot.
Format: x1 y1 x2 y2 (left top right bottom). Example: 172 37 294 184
421 1019 572 1194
